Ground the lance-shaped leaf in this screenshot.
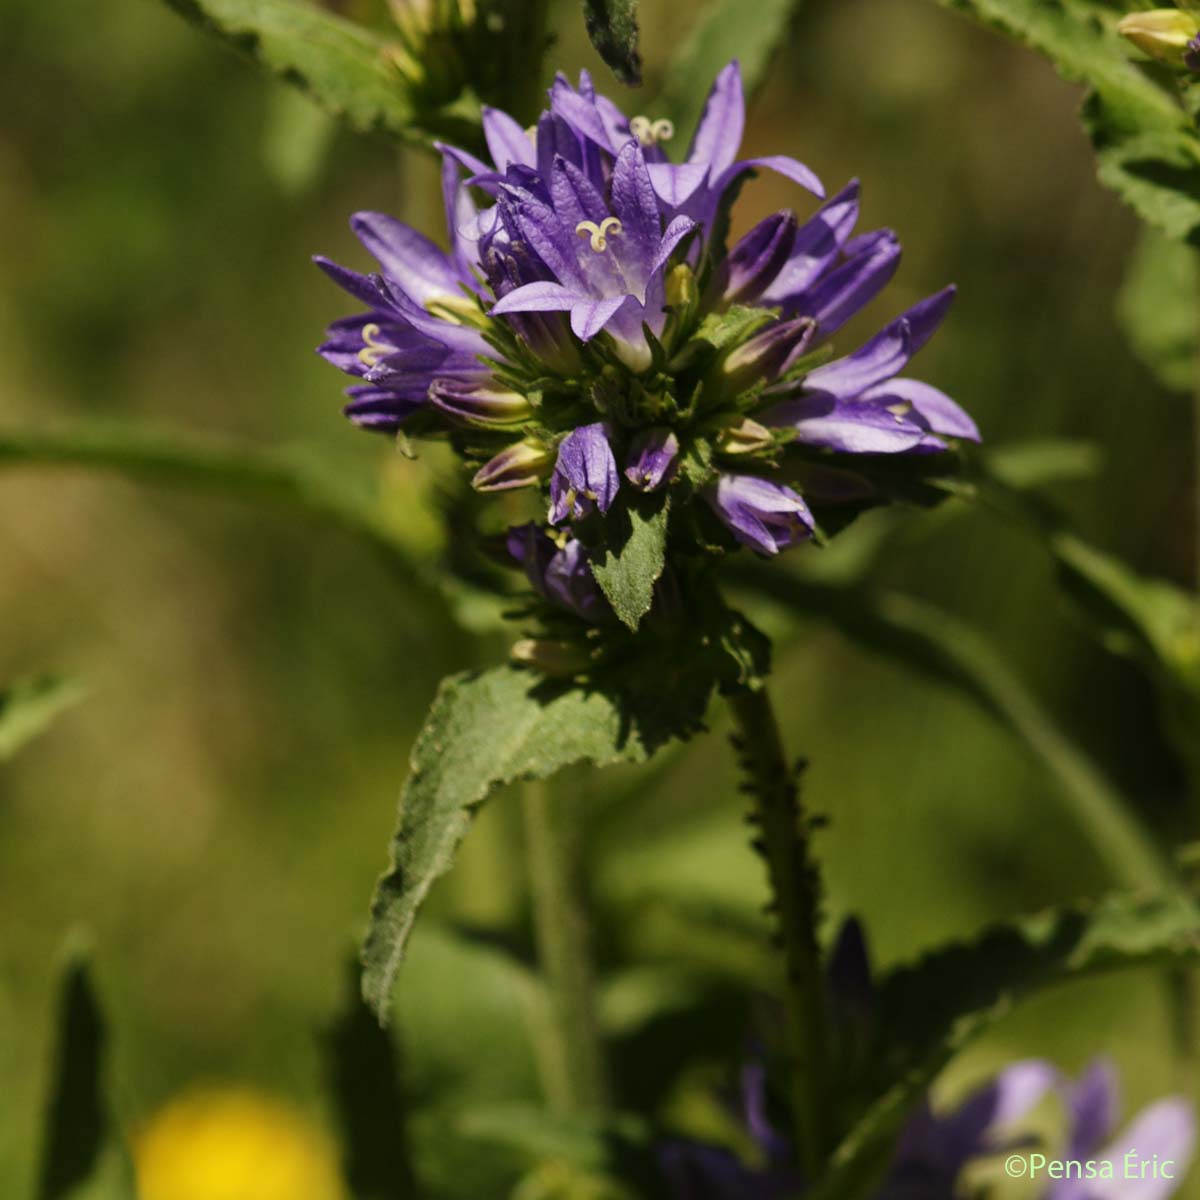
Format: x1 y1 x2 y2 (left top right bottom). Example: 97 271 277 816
653 0 804 141
1117 228 1200 393
36 952 135 1200
361 666 655 1020
160 0 476 146
814 892 1200 1198
0 675 85 763
589 491 670 631
932 0 1200 242
582 0 642 86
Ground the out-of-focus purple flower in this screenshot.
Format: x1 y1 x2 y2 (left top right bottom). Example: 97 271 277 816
1046 1060 1195 1200
705 475 814 556
660 1063 801 1200
880 1060 1059 1198
625 428 680 490
506 523 609 621
549 423 620 523
1187 35 1200 71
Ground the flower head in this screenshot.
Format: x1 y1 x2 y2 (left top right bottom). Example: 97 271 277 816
316 59 977 649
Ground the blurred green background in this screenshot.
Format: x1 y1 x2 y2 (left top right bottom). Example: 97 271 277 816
2 0 1196 1194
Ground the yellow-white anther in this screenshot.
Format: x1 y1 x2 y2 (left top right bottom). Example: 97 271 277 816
358 323 392 367
886 401 914 422
630 116 675 146
575 217 623 252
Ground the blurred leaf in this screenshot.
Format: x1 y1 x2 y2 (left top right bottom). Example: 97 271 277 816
323 959 415 1200
590 492 669 631
817 891 1200 1199
159 0 478 145
461 1104 652 1198
933 0 1200 242
0 423 425 581
36 952 134 1200
653 0 803 140
582 0 642 86
0 674 85 762
262 86 337 196
982 439 1103 489
971 464 1200 790
361 665 654 1020
1118 226 1200 392
731 569 1175 891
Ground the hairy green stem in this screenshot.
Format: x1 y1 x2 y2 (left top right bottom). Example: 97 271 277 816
521 777 609 1114
728 685 828 1174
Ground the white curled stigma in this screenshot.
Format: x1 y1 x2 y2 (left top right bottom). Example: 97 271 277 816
629 115 675 146
575 217 623 252
357 323 392 367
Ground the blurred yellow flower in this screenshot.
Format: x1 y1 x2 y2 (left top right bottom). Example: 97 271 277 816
134 1088 347 1200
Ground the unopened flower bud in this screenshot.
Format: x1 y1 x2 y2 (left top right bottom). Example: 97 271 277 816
723 212 798 305
665 264 698 310
430 379 533 425
472 438 554 491
510 638 592 676
716 418 776 456
1118 9 1200 68
722 317 817 390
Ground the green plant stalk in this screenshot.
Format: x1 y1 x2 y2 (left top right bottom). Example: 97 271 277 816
521 777 609 1115
728 684 828 1173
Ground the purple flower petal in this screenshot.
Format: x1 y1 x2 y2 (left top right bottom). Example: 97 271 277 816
611 140 664 295
769 394 928 454
490 280 581 317
762 179 862 305
549 423 620 522
794 228 901 337
715 155 825 203
724 211 798 305
625 428 679 490
687 60 744 176
860 378 979 442
349 212 466 305
647 162 710 208
1063 1058 1120 1161
803 319 913 399
705 474 814 555
482 105 536 171
570 295 629 341
904 285 957 353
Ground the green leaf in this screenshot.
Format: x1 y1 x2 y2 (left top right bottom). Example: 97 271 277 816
160 0 474 145
361 665 655 1020
654 0 803 140
731 568 1174 891
582 0 642 86
590 492 670 631
982 438 1103 490
0 675 85 762
323 958 415 1200
817 892 1200 1199
36 951 135 1200
1118 227 1200 393
933 0 1200 242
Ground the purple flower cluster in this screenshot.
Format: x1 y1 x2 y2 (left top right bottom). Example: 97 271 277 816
664 1054 1194 1200
317 61 978 622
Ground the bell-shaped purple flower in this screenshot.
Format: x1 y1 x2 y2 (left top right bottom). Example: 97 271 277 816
506 523 609 622
548 422 620 524
625 428 680 491
705 474 814 556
